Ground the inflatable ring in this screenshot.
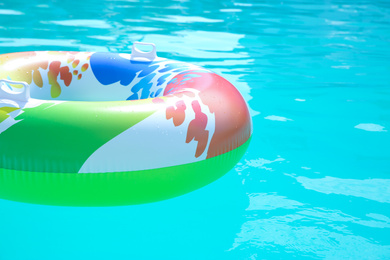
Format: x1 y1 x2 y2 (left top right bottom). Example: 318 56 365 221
0 42 252 206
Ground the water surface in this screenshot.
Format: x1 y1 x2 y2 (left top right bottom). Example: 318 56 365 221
0 0 389 259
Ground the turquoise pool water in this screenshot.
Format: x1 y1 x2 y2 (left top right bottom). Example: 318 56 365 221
1 0 390 259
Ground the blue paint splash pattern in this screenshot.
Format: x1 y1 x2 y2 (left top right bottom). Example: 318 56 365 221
89 53 204 100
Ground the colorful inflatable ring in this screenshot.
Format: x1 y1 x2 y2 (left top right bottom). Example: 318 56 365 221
0 43 252 206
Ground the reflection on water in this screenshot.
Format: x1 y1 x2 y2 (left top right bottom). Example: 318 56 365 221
235 151 390 258
355 123 387 132
44 19 113 29
232 214 390 259
0 0 389 259
0 9 23 15
246 193 303 211
232 191 390 259
295 176 390 203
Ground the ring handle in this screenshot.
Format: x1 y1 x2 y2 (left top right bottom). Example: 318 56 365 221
131 42 157 61
0 79 30 102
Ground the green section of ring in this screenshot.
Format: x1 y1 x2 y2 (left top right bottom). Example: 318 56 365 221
0 99 156 173
0 137 251 206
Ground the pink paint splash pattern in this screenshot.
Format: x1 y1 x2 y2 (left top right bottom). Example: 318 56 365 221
164 71 252 159
165 90 210 158
185 100 209 158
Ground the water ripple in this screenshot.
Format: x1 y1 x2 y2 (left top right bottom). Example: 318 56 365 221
295 176 390 203
44 19 112 29
0 38 109 51
149 15 223 23
0 9 23 15
355 123 387 132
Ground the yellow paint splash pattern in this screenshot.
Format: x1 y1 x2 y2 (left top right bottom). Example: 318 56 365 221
0 52 48 88
0 107 20 123
0 51 92 99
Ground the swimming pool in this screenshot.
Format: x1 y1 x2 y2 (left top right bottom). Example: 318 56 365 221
0 0 389 259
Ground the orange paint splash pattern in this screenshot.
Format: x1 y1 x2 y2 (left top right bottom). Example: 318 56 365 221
72 60 80 68
48 61 73 98
166 100 186 127
81 63 89 72
9 52 92 98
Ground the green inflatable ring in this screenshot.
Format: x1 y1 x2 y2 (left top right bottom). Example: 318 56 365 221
0 43 252 206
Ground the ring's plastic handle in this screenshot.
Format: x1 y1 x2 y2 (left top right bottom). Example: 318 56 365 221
131 42 157 61
0 79 30 102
